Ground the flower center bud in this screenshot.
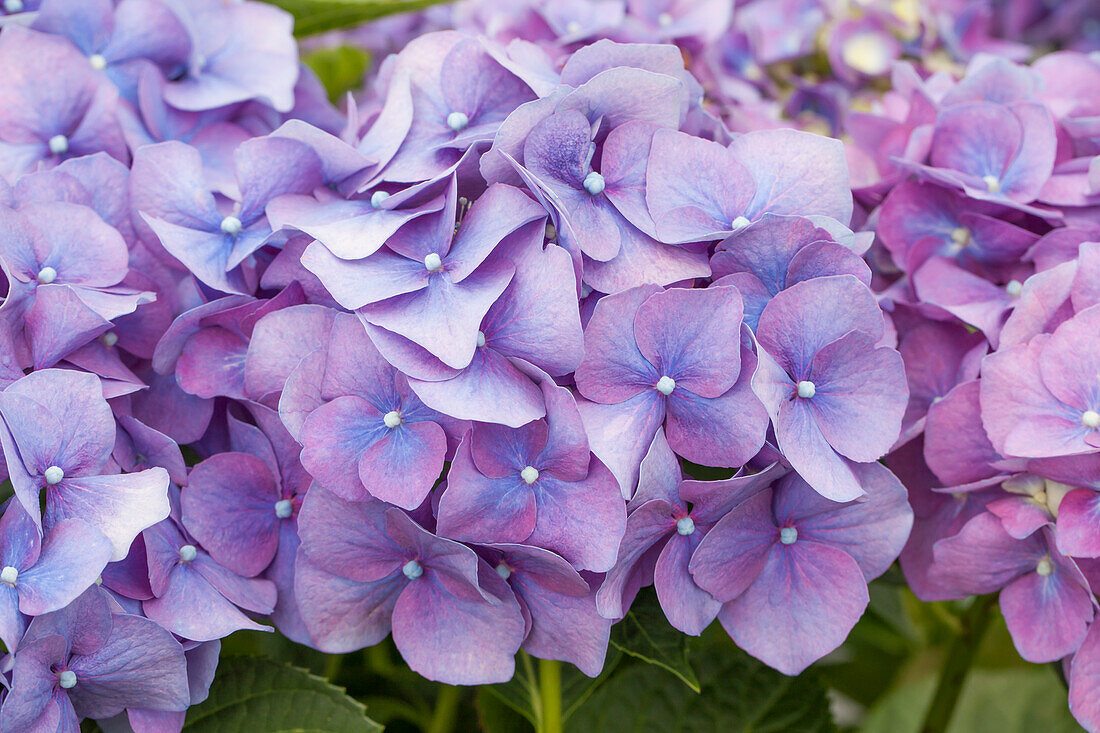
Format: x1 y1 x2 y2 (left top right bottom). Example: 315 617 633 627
950 227 970 248
1083 410 1100 429
178 544 197 563
779 527 798 545
656 376 675 395
220 216 242 236
100 331 118 347
424 252 443 272
1036 557 1053 576
370 190 390 208
476 331 486 348
274 499 293 519
730 215 752 231
1005 280 1022 297
37 266 58 285
4 0 24 12
402 559 423 580
89 54 107 71
657 12 674 26
58 670 77 689
982 175 1001 193
48 135 68 156
383 410 402 429
521 466 539 485
495 563 512 580
545 222 557 241
565 20 581 34
582 171 605 195
446 112 469 132
0 566 17 586
797 380 816 399
44 465 64 485
676 517 695 536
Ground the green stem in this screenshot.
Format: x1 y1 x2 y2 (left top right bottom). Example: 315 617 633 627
920 595 997 733
538 659 563 733
323 653 342 682
427 684 461 733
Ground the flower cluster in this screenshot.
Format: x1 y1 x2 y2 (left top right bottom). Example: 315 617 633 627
0 0 1095 729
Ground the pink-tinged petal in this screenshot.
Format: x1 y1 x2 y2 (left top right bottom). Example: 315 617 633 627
912 257 1012 343
924 381 1002 487
689 490 776 602
361 262 515 370
17 519 111 616
999 260 1076 348
981 339 1091 458
298 396 386 501
582 227 711 294
930 512 1043 595
408 349 545 428
718 541 868 675
527 456 626 572
293 551 403 653
295 486 403 584
391 565 525 685
577 392 666 499
655 533 720 636
634 286 742 398
448 184 546 282
988 494 1052 540
755 275 884 377
730 129 853 224
1000 556 1093 663
535 380 591 482
782 463 913 580
436 440 538 546
807 331 908 462
66 614 189 719
1069 622 1100 730
191 554 276 615
234 137 322 224
174 327 247 400
1056 490 1100 558
1039 305 1100 412
143 563 270 642
46 469 170 561
632 428 683 509
595 500 675 620
181 453 281 578
128 369 213 444
665 345 768 469
301 242 429 310
268 194 431 262
24 285 111 369
244 304 336 406
557 65 687 131
646 129 754 243
574 284 662 404
357 420 447 511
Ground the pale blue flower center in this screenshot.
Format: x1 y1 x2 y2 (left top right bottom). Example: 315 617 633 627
48 135 68 155
402 560 423 580
101 331 118 347
179 544 197 563
1036 557 1053 576
44 465 64 485
274 499 293 519
476 331 486 348
446 112 469 132
780 527 798 545
1083 410 1100 429
582 171 606 195
495 563 511 580
1005 280 1022 297
424 252 443 271
89 54 107 71
58 670 77 689
370 191 390 208
797 381 816 399
730 215 751 231
656 376 675 395
220 216 242 236
982 175 1001 193
0 566 17 585
676 517 695 536
4 0 24 12
384 410 402 429
37 266 58 285
521 466 539 485
657 12 674 26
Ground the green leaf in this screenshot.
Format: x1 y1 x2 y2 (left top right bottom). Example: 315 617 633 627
303 46 370 103
860 667 1081 733
261 0 455 36
570 627 836 732
183 657 383 733
609 589 701 692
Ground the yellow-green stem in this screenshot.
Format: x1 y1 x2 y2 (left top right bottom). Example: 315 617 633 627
538 658 563 733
